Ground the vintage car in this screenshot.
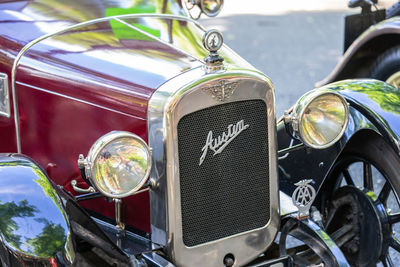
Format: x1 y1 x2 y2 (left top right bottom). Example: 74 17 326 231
1 0 400 266
318 0 400 88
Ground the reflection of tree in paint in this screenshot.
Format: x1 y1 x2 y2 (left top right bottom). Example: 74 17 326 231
0 200 37 249
0 199 66 257
328 80 400 139
23 0 183 23
30 164 68 257
0 161 64 215
331 80 400 115
0 160 67 257
27 218 66 257
32 166 64 213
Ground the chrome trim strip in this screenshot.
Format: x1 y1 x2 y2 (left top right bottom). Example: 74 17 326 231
148 66 279 267
0 73 10 118
16 81 146 120
11 13 204 152
142 252 175 267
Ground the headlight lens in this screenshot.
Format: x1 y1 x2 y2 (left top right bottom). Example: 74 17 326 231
293 90 349 149
86 131 151 198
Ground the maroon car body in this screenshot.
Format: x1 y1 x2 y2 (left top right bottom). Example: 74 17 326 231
0 0 252 233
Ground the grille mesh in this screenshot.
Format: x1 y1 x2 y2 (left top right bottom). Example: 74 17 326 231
177 100 270 247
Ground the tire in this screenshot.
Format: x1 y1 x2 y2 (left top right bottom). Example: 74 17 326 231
386 1 400 19
370 45 400 88
323 137 400 266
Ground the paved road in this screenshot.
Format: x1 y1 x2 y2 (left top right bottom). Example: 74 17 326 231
200 0 392 116
201 11 346 116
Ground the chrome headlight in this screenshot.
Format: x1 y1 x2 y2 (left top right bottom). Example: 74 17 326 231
290 90 349 149
184 0 223 19
85 131 152 198
200 0 224 17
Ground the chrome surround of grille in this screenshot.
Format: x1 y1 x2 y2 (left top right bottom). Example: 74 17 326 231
148 66 279 267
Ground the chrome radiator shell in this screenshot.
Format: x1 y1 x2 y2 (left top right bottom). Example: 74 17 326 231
148 67 279 267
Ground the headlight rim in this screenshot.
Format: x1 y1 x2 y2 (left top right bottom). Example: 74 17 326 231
293 90 349 150
86 131 152 199
200 0 224 17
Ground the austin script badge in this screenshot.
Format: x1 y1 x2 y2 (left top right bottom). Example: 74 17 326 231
199 119 249 166
202 80 240 101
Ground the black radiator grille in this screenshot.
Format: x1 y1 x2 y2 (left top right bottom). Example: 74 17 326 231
177 100 270 247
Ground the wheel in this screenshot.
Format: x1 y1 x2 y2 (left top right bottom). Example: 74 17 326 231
322 137 400 266
370 45 400 88
386 1 400 19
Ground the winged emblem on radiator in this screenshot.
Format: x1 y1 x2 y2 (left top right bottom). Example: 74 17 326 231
202 80 240 101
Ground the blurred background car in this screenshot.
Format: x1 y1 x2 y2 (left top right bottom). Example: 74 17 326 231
200 0 395 116
200 2 400 265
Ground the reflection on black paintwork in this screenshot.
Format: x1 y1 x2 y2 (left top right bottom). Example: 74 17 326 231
0 199 37 250
328 80 400 115
32 164 64 212
0 158 69 259
27 218 66 258
327 79 400 138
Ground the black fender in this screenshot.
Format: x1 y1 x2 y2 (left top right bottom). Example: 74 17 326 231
317 17 400 86
278 79 400 202
0 154 133 266
0 154 73 265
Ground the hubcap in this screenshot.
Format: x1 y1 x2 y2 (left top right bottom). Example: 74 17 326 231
326 186 383 266
326 185 396 266
324 154 400 266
